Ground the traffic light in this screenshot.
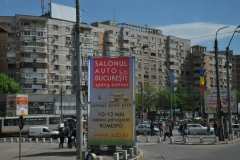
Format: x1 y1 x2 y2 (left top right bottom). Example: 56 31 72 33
18 115 25 130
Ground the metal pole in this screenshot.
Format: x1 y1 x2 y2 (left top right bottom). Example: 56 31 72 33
19 130 21 160
170 80 173 123
226 25 240 135
141 82 144 123
61 77 63 120
200 92 202 119
214 26 229 141
76 0 82 159
226 46 233 135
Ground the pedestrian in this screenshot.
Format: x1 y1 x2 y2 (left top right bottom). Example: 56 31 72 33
67 128 72 149
213 121 218 136
180 123 184 138
183 123 189 141
150 121 154 136
164 124 170 141
159 122 163 137
72 127 76 148
207 123 210 136
168 123 173 137
58 128 64 148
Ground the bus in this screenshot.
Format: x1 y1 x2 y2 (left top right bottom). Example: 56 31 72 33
0 115 61 136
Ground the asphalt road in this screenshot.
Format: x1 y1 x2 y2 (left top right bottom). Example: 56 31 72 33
138 141 240 160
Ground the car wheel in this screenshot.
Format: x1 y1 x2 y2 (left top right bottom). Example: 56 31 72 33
136 131 139 135
30 136 35 140
51 135 55 139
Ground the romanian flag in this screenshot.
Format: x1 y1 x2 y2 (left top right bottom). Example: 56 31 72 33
200 68 204 92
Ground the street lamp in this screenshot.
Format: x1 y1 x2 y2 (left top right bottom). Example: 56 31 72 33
226 25 240 135
214 26 229 141
165 69 173 125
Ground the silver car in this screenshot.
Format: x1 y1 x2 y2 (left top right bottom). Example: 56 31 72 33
187 124 214 135
232 124 240 133
135 124 159 135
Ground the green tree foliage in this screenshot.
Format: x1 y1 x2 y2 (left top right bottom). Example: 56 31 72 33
175 83 189 111
187 85 201 118
237 91 240 103
0 73 21 94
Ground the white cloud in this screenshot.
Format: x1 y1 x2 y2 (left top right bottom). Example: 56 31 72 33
156 22 238 46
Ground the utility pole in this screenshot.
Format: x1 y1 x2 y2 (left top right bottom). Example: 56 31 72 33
214 26 229 141
75 0 83 159
61 77 63 119
140 82 144 124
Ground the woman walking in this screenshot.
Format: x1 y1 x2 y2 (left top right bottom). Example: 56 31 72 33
183 123 189 141
67 128 72 149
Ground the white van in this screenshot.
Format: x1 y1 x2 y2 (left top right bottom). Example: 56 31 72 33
28 126 59 139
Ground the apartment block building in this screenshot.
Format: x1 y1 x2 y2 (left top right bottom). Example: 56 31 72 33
0 14 237 116
92 20 191 91
0 14 105 96
190 45 235 91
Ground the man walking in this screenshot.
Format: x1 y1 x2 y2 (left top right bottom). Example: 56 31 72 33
150 121 154 136
213 121 218 136
164 124 171 141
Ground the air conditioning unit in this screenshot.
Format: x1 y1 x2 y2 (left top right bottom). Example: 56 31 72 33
15 33 19 36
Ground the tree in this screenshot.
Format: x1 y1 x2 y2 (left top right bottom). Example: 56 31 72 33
174 84 189 119
187 85 201 119
0 73 21 94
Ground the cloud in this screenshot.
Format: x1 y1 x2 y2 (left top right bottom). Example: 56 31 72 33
156 22 238 46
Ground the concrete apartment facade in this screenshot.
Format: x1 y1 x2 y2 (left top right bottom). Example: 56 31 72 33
92 20 191 91
0 14 237 116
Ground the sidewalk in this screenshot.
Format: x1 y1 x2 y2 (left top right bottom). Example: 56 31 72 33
136 133 240 145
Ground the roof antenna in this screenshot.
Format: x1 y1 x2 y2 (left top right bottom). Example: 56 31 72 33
48 0 51 13
111 8 119 21
41 0 45 15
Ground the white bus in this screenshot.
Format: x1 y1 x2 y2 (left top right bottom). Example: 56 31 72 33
0 115 61 136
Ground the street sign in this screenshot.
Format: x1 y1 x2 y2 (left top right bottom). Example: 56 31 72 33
18 115 24 130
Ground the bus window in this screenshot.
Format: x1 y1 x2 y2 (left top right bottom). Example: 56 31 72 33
49 117 60 124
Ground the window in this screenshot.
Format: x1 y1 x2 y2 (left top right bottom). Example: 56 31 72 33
66 76 71 80
53 45 58 49
54 85 59 89
143 36 148 40
151 45 155 49
53 25 58 30
7 43 16 48
66 55 71 61
66 37 71 42
66 86 71 90
66 66 71 70
150 37 155 41
21 22 30 26
66 27 70 32
7 33 15 37
93 32 98 37
7 23 15 27
53 55 58 60
21 53 30 57
93 41 98 46
8 74 15 79
53 35 58 40
49 117 60 124
137 43 141 47
54 65 59 70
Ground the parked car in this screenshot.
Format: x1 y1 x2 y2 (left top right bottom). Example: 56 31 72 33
187 124 214 135
232 124 240 133
28 126 59 139
135 124 159 135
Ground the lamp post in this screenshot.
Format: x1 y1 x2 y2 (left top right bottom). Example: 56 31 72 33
214 26 229 141
165 69 173 125
226 25 240 135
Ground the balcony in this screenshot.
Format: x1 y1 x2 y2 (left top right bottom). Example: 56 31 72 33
105 45 115 51
20 47 47 53
122 43 130 49
105 37 114 43
36 58 47 63
20 57 32 63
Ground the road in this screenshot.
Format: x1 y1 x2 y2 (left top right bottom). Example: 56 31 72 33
138 141 240 160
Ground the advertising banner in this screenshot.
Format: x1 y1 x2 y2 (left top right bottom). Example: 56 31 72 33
205 90 237 113
6 94 16 117
16 94 28 116
88 57 135 146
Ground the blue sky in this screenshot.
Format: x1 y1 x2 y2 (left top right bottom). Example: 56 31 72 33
1 0 240 54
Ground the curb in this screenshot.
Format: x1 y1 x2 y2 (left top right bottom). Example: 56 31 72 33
129 149 144 160
171 137 240 145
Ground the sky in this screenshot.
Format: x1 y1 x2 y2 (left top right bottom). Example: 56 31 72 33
1 0 240 54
